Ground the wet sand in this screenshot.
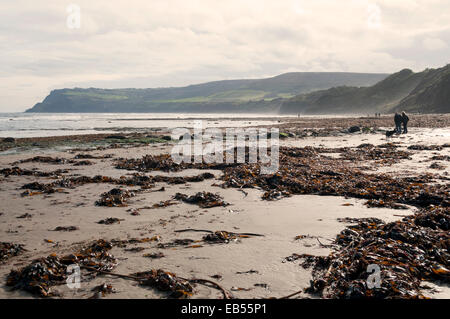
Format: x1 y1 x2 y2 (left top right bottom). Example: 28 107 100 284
0 115 449 299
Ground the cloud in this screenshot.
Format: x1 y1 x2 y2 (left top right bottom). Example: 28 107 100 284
423 37 448 50
0 0 450 111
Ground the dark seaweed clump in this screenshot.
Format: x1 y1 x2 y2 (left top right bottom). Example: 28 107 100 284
132 269 193 298
6 239 117 297
1 242 26 262
95 188 136 207
174 192 229 208
290 207 449 299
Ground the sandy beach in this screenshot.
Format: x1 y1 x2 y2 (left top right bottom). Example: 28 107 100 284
0 114 448 299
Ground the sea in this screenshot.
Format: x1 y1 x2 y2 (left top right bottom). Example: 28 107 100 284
0 113 289 138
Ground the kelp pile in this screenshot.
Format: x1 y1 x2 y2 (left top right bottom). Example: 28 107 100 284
430 155 450 161
52 226 79 232
6 254 67 297
112 145 446 210
97 217 123 225
291 206 449 299
4 236 230 298
21 181 61 196
95 188 136 207
18 172 216 197
408 144 443 151
1 242 25 262
174 192 229 208
1 167 68 178
132 269 193 298
111 236 161 248
218 146 449 209
365 199 408 210
157 229 263 248
13 156 73 165
73 154 113 159
116 154 183 172
6 239 117 297
337 144 411 163
115 153 238 173
12 155 93 167
73 160 93 166
429 162 446 170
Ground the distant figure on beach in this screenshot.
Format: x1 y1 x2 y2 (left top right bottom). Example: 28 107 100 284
394 112 402 134
401 111 409 134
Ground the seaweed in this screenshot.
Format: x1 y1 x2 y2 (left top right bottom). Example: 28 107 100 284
429 162 446 170
174 192 229 208
157 239 197 249
95 188 136 207
111 236 161 248
143 252 165 259
218 147 449 209
116 154 183 172
17 172 215 198
52 226 79 232
21 182 60 196
6 239 117 297
1 242 26 262
1 167 69 178
74 154 112 159
430 155 450 161
13 156 74 165
203 231 247 243
17 213 33 219
97 217 124 225
294 206 449 299
408 145 443 151
148 200 178 209
73 160 93 166
132 269 193 298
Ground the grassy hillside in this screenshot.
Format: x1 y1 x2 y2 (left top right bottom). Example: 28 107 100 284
394 65 450 113
280 66 450 114
26 72 388 113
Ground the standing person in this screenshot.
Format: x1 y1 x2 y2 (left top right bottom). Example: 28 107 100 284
401 111 409 134
394 112 402 134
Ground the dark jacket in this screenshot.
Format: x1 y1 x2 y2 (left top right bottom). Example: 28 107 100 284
402 114 409 124
394 113 402 124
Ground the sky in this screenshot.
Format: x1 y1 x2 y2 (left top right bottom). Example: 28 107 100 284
1 0 449 112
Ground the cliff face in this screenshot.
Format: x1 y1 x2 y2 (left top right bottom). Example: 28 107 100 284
26 72 388 113
280 65 450 114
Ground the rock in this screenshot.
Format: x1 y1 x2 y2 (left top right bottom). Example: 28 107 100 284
2 137 15 143
348 126 361 133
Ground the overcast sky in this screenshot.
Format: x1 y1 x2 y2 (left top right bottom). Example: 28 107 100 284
1 0 449 112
